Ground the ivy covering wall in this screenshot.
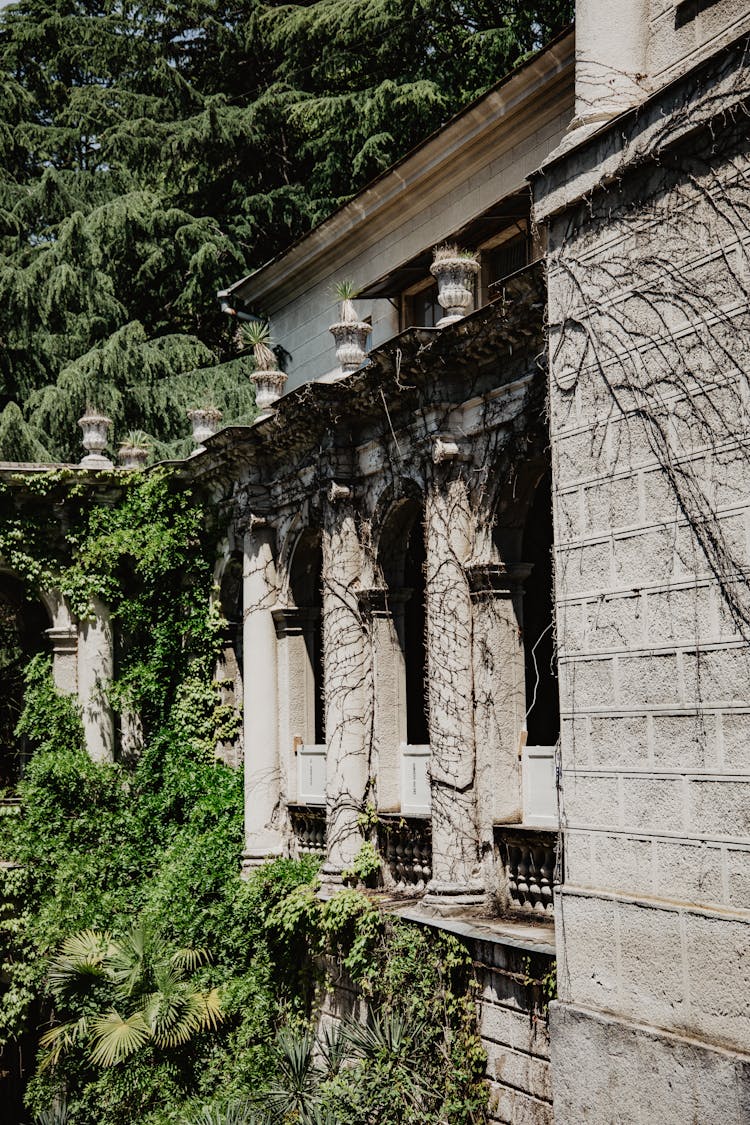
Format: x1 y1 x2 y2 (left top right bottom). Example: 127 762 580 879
0 470 487 1125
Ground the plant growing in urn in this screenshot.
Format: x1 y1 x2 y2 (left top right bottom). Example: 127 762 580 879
243 320 287 412
117 429 151 470
430 244 480 327
329 280 370 374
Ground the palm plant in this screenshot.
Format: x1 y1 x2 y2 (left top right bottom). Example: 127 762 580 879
242 321 279 373
41 922 222 1068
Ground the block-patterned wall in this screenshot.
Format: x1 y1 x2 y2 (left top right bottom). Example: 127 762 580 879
543 60 750 1122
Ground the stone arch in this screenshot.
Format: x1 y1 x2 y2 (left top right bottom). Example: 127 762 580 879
287 527 324 747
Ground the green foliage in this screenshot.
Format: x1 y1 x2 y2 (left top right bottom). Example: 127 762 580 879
1 469 487 1123
0 0 572 458
341 840 381 887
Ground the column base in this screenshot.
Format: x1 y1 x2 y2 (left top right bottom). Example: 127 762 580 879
240 844 284 878
318 863 347 898
422 879 486 916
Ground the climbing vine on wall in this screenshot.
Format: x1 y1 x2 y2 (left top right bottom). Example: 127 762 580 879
0 468 487 1125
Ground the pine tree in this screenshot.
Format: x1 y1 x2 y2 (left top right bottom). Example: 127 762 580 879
0 0 572 461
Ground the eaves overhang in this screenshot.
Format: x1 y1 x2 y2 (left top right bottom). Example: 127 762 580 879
223 29 573 313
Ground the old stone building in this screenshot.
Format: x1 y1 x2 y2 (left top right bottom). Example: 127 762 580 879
3 1 750 1121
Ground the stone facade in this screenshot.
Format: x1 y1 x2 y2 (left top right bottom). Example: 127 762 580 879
6 2 750 1120
535 6 750 1121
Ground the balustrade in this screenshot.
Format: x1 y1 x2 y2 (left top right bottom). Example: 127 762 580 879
495 827 559 917
289 806 326 855
378 816 432 894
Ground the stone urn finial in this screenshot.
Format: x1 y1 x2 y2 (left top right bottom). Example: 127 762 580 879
187 406 222 453
118 431 150 470
78 409 113 468
329 280 370 374
430 244 480 327
243 320 287 414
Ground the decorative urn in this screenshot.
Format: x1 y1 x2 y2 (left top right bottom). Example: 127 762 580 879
187 407 222 453
78 410 113 468
429 247 480 327
118 444 149 470
251 369 287 413
329 283 370 374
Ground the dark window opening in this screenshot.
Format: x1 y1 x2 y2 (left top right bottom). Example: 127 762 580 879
290 531 325 744
0 576 50 789
403 515 429 746
219 553 244 683
410 283 443 329
675 0 721 29
489 232 530 284
522 472 560 747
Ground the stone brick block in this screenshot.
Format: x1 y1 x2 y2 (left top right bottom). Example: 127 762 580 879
621 775 685 834
713 444 750 509
687 778 750 839
556 601 586 655
590 833 653 898
721 711 750 769
618 899 687 1028
652 712 715 769
559 657 614 711
618 652 681 707
555 427 610 486
586 593 643 652
684 910 750 1052
488 1084 553 1125
555 488 582 541
613 527 678 587
588 713 649 768
479 1002 550 1059
654 839 724 908
643 584 716 646
683 648 750 707
550 1002 750 1125
554 892 619 1009
560 712 589 753
562 774 620 829
485 1043 552 1102
563 830 592 886
583 475 641 534
555 541 612 597
726 846 750 911
642 465 679 522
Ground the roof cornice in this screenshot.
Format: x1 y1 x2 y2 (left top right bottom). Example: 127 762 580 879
226 29 574 311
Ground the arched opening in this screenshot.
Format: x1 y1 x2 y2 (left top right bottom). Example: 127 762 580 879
491 460 559 829
289 529 324 747
377 498 429 814
284 529 325 814
0 574 50 789
522 470 559 748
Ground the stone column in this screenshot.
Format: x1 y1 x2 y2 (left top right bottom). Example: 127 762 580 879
574 0 649 127
320 494 370 888
47 624 78 695
77 597 115 762
423 474 484 910
361 587 406 814
242 517 283 871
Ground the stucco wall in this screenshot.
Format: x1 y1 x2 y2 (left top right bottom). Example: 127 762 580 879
539 37 750 1123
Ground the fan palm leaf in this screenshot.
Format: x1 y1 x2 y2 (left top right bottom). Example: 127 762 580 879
39 1015 91 1068
88 1009 150 1066
48 929 114 997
